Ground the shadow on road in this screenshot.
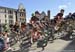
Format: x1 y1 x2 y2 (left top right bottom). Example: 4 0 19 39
60 39 75 52
60 33 72 41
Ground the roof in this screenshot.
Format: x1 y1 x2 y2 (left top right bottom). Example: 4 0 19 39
0 6 17 11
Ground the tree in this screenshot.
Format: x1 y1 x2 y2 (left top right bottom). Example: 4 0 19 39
31 13 35 17
3 24 8 32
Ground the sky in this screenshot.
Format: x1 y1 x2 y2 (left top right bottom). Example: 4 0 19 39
0 0 75 22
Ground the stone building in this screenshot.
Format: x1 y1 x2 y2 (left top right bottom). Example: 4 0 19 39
0 3 26 32
17 3 26 26
34 10 50 22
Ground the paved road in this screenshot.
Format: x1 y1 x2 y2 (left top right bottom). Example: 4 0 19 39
6 31 75 52
6 38 75 52
29 39 75 52
6 31 31 52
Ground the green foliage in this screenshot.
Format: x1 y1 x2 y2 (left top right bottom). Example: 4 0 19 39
31 13 35 17
3 24 8 32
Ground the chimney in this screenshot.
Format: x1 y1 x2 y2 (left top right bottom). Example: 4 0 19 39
47 10 50 19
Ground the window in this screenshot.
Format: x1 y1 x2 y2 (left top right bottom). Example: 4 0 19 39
20 10 24 12
5 15 6 18
23 9 25 11
9 15 13 19
20 13 22 16
8 10 13 14
5 9 6 13
9 20 13 24
20 13 24 16
5 20 7 23
0 9 5 13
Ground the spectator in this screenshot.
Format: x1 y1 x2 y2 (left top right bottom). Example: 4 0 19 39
0 32 3 38
3 31 11 50
0 35 5 51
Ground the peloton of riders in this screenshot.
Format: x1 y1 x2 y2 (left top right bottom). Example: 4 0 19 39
2 9 75 51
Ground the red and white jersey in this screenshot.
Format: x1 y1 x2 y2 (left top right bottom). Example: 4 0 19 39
32 31 40 39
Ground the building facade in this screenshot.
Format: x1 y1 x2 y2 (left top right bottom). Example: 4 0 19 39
17 3 26 26
34 10 50 22
0 3 26 32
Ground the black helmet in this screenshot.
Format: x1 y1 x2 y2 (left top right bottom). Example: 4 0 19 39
60 9 64 12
